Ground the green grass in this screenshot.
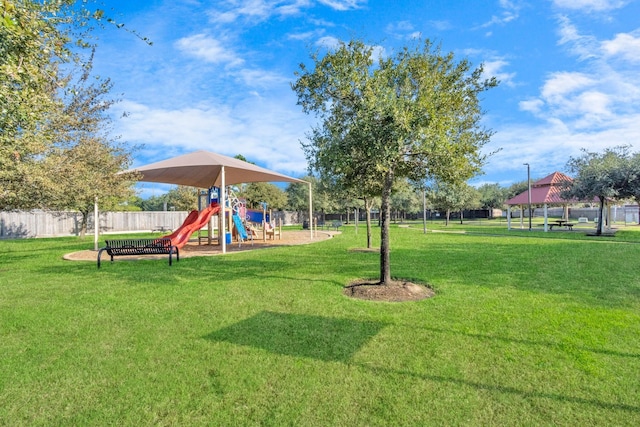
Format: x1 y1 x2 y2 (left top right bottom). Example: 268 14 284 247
1 225 639 426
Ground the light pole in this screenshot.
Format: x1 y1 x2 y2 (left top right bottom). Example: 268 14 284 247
524 163 532 230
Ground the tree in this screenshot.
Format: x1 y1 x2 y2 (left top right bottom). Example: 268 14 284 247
1 1 144 210
293 39 497 285
477 183 506 216
505 180 529 201
564 147 631 235
391 179 421 222
285 175 334 224
626 152 640 224
244 182 287 210
41 58 138 236
428 181 478 225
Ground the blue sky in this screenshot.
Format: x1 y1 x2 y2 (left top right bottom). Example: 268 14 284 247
90 0 640 197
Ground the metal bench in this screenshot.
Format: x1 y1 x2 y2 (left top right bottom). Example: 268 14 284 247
97 238 179 268
332 221 343 230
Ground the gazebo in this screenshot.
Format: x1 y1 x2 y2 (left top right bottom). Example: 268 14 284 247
505 172 574 232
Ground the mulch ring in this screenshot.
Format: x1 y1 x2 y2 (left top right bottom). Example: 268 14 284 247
344 279 435 302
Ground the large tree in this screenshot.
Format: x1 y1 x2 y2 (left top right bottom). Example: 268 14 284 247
477 183 507 216
244 182 287 210
1 1 142 211
293 39 497 285
41 57 138 235
285 175 334 224
428 181 479 225
627 152 640 224
564 147 632 235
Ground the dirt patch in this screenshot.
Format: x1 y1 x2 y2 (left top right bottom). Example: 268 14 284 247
344 279 435 302
348 247 379 253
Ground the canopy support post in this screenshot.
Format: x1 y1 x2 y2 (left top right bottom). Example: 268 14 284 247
221 166 226 254
308 182 313 240
94 196 99 251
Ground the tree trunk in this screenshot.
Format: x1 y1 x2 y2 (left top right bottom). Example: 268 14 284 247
380 171 393 285
459 209 464 225
445 209 450 226
80 210 89 238
597 197 605 235
364 197 372 249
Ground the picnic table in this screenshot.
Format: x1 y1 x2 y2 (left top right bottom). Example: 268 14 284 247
549 219 574 230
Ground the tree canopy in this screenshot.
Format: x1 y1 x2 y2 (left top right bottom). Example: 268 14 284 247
564 147 634 235
293 38 497 284
1 0 139 212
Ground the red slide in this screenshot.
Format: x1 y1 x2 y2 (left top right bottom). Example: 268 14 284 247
161 203 221 249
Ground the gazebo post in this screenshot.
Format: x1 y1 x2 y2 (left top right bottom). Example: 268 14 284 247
543 204 549 232
507 206 511 230
520 205 524 229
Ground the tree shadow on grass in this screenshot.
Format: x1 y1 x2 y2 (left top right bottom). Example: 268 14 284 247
204 311 387 363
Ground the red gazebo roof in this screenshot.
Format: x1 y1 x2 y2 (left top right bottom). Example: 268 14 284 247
505 172 572 205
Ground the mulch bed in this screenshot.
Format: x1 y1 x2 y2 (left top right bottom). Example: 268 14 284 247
344 279 435 302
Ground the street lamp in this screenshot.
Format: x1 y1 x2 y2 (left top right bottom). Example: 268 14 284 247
524 163 532 230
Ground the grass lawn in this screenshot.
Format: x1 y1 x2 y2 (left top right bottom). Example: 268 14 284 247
1 224 639 426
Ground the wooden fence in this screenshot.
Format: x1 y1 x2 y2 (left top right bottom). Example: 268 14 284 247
0 210 306 239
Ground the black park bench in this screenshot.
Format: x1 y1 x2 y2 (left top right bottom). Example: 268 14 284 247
97 238 179 268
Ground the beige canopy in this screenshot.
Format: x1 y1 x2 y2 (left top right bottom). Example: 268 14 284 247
125 150 312 252
127 150 306 188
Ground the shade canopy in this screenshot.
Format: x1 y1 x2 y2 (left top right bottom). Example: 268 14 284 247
126 150 305 188
505 172 573 205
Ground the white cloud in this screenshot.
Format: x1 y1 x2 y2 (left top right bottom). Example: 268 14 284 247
498 16 640 181
288 29 325 41
115 97 312 177
386 21 422 40
316 36 341 49
540 72 595 100
237 69 290 88
208 0 311 24
175 34 244 67
602 32 640 62
556 16 599 60
519 99 544 114
208 0 360 24
461 49 516 87
482 59 516 87
478 0 522 28
317 0 366 11
552 0 629 12
483 113 640 182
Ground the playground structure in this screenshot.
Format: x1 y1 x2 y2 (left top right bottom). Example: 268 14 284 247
160 202 221 249
160 187 282 248
124 150 311 254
